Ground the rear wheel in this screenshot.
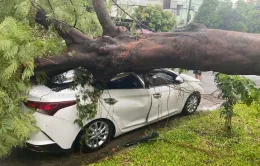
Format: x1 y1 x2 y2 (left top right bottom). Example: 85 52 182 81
75 119 114 152
182 92 201 115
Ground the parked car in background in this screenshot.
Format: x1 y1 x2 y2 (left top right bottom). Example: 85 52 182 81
22 69 203 153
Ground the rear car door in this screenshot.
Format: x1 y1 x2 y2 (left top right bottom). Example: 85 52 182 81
100 73 151 130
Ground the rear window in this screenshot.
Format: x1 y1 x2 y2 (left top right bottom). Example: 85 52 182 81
41 70 75 91
51 70 75 84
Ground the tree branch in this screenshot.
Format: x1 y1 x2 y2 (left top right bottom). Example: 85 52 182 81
111 0 154 32
69 0 78 27
34 6 90 46
92 0 119 37
46 0 54 12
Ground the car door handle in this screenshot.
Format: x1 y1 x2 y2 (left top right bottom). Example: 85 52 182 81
153 93 162 99
104 98 118 105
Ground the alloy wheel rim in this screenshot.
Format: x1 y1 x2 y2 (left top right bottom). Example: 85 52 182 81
187 95 198 113
86 121 109 148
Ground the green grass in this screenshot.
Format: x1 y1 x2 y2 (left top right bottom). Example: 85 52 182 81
91 104 260 166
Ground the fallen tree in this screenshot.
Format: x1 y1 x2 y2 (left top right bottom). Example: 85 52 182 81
33 0 260 82
1 0 260 157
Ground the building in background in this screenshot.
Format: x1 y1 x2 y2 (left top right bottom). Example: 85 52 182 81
219 0 238 3
244 0 258 3
110 0 163 19
110 0 164 28
163 0 203 26
110 0 204 26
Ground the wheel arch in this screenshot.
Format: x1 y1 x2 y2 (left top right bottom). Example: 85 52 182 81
181 91 201 115
193 91 201 103
72 118 116 149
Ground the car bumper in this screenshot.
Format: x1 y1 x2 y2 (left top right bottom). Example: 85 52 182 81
26 131 70 153
27 130 55 145
28 112 81 150
26 143 69 153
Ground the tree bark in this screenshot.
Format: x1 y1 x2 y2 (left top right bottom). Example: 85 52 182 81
33 0 260 82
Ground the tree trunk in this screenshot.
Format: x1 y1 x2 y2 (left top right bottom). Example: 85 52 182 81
33 0 260 82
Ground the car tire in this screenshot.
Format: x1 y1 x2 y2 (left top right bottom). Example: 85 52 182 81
75 119 114 153
182 92 201 115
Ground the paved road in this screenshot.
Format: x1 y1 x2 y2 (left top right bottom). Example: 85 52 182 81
1 71 260 166
187 70 260 93
187 71 221 111
187 71 217 94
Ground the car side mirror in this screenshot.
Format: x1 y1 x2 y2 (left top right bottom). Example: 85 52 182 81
175 76 184 83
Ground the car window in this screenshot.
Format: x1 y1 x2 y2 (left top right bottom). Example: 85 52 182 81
107 74 144 89
146 72 176 87
51 70 75 84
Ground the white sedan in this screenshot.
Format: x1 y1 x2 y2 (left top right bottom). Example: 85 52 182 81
22 69 203 153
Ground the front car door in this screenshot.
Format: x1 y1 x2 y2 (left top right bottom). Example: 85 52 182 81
145 70 183 119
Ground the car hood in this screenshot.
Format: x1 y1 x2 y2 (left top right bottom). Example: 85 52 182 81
180 74 200 82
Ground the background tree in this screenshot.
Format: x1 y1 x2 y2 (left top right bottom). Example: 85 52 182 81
193 0 222 28
236 0 260 33
194 0 260 32
133 4 176 32
217 0 247 32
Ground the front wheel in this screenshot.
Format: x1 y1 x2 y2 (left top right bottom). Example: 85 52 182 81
76 119 113 152
182 92 201 115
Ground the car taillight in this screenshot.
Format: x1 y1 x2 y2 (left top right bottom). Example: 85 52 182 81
24 100 76 116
